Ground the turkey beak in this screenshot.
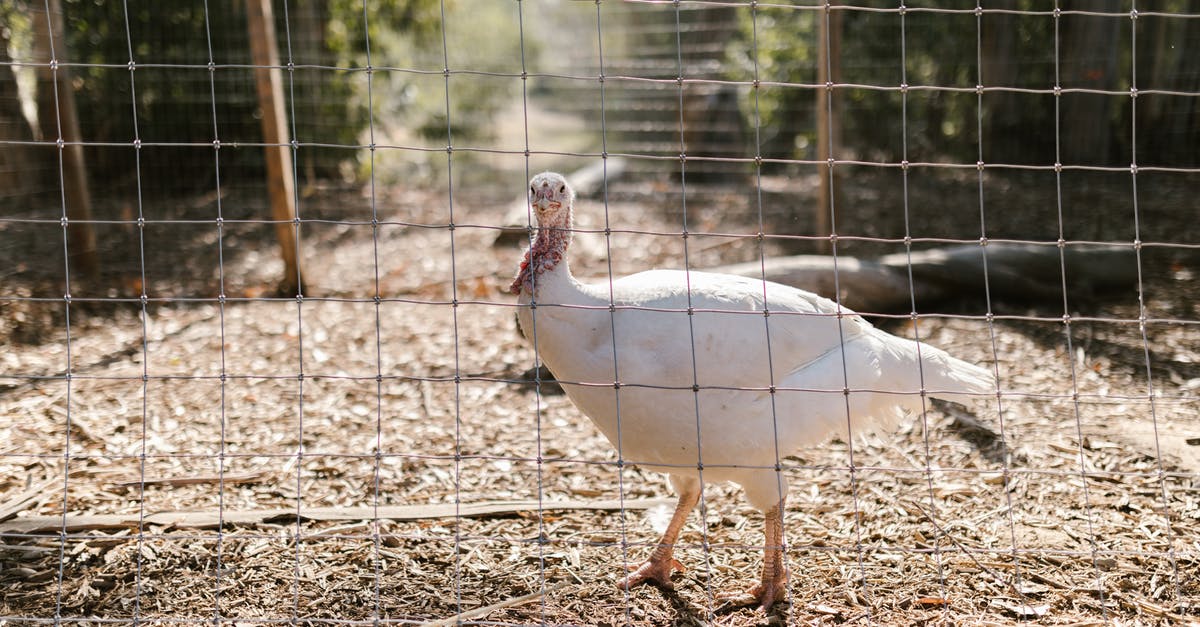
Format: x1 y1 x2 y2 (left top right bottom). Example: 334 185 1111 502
532 189 553 216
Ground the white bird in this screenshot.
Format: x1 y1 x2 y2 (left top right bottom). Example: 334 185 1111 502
510 172 994 610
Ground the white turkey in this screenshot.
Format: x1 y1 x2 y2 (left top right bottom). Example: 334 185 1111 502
509 172 994 609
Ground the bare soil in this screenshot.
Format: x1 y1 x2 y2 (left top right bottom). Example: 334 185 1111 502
1 169 1198 626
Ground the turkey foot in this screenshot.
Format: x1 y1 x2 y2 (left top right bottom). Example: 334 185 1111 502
509 172 995 612
617 475 701 593
719 503 789 610
717 568 789 611
748 570 788 611
618 556 686 591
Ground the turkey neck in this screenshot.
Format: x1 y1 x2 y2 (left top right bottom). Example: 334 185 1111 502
510 218 573 295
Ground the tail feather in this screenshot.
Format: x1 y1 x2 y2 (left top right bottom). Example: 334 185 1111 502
866 327 994 399
910 340 995 403
777 329 994 445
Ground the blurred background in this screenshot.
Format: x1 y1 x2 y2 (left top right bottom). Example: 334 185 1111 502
1 0 1198 332
2 3 1198 622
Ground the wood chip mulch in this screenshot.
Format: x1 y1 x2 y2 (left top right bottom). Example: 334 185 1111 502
2 179 1197 626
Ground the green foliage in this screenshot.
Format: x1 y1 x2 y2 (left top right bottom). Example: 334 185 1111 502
730 3 1011 165
325 0 442 64
726 5 817 159
723 1 1200 167
47 0 446 195
354 0 533 185
0 0 534 198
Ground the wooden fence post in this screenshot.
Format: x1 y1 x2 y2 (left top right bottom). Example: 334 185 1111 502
245 0 304 296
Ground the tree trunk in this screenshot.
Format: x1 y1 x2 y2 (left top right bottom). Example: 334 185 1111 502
1059 0 1122 166
1139 2 1200 167
32 0 99 278
980 2 1032 164
0 24 39 197
815 1 843 253
292 0 327 187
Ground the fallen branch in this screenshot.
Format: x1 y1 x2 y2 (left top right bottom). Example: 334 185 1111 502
420 582 566 627
0 480 59 524
111 473 268 490
0 497 671 535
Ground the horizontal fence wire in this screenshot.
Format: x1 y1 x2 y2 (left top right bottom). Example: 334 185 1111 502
1 0 1197 625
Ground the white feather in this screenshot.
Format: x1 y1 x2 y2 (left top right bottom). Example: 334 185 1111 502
518 264 994 510
512 172 997 604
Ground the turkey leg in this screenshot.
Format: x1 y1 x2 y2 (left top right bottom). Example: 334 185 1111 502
751 501 788 610
618 475 701 591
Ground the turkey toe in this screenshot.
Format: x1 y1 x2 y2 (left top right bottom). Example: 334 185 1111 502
619 557 685 591
509 172 995 602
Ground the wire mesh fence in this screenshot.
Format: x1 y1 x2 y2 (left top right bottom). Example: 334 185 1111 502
1 0 1198 625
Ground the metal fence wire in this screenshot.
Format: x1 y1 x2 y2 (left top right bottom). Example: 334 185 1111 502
1 1 1198 625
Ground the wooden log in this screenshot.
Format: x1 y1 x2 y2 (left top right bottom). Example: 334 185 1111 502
711 244 1139 314
713 254 930 313
246 0 304 296
881 244 1140 304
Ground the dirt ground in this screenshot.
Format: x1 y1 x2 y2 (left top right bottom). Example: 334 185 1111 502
1 167 1199 626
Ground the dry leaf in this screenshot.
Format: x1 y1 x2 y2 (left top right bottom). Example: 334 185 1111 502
990 598 1050 618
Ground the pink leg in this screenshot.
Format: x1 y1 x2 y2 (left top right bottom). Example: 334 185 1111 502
750 501 789 610
618 475 701 591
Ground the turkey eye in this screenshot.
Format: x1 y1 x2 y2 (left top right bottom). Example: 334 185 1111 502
530 186 536 195
558 184 565 193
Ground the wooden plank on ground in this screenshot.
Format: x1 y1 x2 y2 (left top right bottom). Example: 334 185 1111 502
111 473 268 489
0 498 672 535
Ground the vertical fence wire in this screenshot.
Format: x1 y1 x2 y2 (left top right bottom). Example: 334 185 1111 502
818 0 872 612
1127 0 1184 602
972 1 1025 610
669 1 722 617
589 5 639 625
748 0 792 614
356 0 386 621
277 0 306 620
434 0 468 619
199 2 230 623
116 1 150 621
971 0 1029 612
1052 2 1111 615
44 0 75 621
511 2 554 623
2 1 1199 625
907 1 951 615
